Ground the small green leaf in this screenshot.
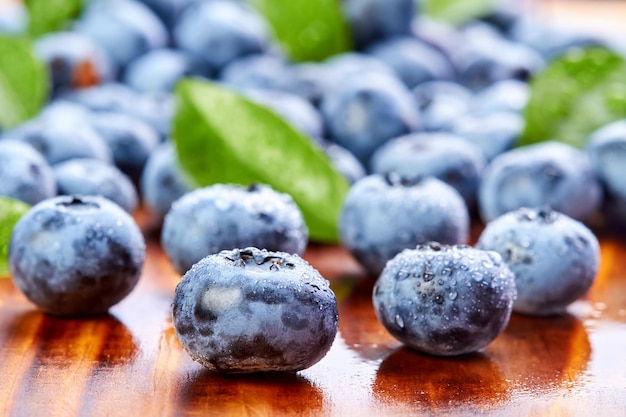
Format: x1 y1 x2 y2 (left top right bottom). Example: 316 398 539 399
26 0 83 37
520 47 626 148
423 0 499 25
173 79 350 242
249 0 353 62
0 35 49 130
0 197 31 277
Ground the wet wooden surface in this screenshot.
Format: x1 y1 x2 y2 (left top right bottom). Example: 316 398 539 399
1 209 625 417
2 2 626 416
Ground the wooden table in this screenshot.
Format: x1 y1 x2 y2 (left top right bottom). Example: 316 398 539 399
1 211 625 417
2 2 626 416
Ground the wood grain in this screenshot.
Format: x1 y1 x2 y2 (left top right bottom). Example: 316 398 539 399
2 2 626 416
1 214 625 417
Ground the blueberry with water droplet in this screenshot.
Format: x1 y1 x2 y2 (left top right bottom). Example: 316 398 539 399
373 242 516 356
478 141 602 223
162 184 308 274
172 247 338 373
8 195 145 316
477 207 600 316
339 174 469 276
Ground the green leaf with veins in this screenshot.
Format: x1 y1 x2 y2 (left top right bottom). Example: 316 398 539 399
0 35 48 130
249 0 353 62
0 197 31 277
520 47 626 148
173 79 350 242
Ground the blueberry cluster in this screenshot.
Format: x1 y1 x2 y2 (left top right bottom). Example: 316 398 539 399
1 0 618 368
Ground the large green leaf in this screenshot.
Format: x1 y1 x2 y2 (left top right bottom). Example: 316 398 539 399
423 0 499 25
173 79 350 242
520 47 626 148
0 197 31 277
0 35 48 130
249 0 353 62
26 0 83 36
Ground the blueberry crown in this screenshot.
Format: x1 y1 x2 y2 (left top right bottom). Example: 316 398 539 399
516 206 558 223
222 247 296 270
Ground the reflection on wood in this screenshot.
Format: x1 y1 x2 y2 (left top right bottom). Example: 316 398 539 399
0 224 624 416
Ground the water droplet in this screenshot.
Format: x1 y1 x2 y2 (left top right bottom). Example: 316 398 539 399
396 269 410 281
434 294 444 304
481 259 494 269
302 273 310 281
441 267 452 276
394 314 405 329
423 272 434 282
472 272 483 281
449 291 458 300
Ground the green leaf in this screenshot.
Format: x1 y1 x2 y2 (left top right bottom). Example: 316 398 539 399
520 47 626 148
26 0 83 37
423 0 499 25
0 35 48 130
0 197 31 277
173 79 350 243
249 0 353 62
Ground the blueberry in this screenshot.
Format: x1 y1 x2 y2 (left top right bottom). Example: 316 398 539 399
136 0 193 30
172 247 337 373
412 17 463 72
510 19 606 60
317 139 366 185
412 81 472 132
54 158 139 214
88 111 160 184
323 52 395 86
472 79 529 115
63 83 174 139
477 207 600 316
288 63 334 106
174 0 270 74
8 195 145 316
341 0 415 49
373 242 516 356
479 3 523 33
34 31 115 95
123 48 209 93
320 71 420 165
162 184 308 274
219 54 298 96
128 91 174 139
62 82 137 113
39 100 93 124
454 24 544 90
586 120 626 201
451 111 523 162
243 89 324 139
370 132 485 209
339 175 469 276
366 36 454 89
140 142 191 218
478 141 603 223
0 140 57 205
5 117 112 166
76 0 168 68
